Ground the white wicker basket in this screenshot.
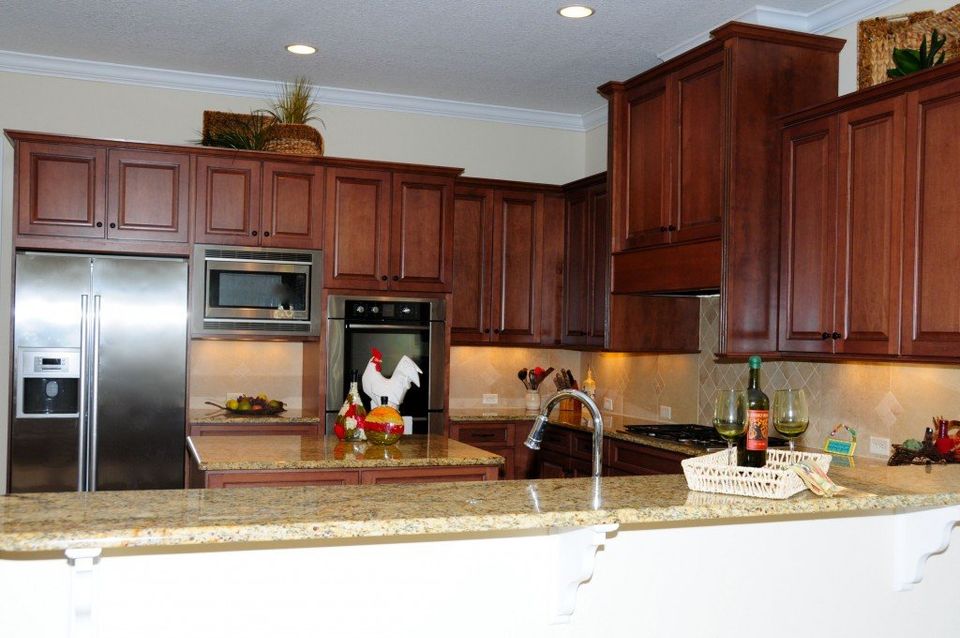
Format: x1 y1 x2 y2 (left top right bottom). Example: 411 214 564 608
682 449 833 500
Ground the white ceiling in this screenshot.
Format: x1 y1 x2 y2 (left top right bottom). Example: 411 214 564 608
0 0 870 119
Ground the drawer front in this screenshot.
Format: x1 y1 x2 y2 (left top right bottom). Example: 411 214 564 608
607 439 688 475
206 470 358 488
539 426 572 454
449 422 513 446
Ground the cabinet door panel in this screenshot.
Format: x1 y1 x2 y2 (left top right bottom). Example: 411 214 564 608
491 190 542 343
260 162 323 249
195 156 261 246
391 173 454 291
589 185 610 341
451 187 494 343
779 117 837 354
623 79 670 249
562 190 591 341
17 142 106 237
836 97 904 356
903 78 960 357
672 52 725 244
107 150 190 243
324 167 391 290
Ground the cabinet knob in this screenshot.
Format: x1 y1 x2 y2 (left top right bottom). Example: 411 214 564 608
380 275 388 281
109 222 116 229
494 328 501 334
484 329 490 334
659 226 668 232
821 332 831 340
263 231 270 237
392 275 399 281
668 224 676 231
95 222 103 228
251 230 258 236
832 331 842 340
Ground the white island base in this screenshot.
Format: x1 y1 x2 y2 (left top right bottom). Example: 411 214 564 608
2 505 959 638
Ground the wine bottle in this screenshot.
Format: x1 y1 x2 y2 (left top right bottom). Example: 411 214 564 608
743 355 769 467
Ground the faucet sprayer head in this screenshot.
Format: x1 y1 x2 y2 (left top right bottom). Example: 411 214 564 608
524 414 548 450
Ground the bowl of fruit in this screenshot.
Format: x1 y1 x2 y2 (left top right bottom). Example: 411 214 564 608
206 394 286 416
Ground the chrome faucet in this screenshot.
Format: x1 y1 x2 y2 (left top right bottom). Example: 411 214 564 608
524 388 604 478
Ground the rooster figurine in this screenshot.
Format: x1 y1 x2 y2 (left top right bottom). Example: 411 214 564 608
361 347 423 409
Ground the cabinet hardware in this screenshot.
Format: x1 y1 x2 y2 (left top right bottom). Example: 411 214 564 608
263 231 270 237
109 222 116 229
821 332 831 340
832 332 842 340
95 222 103 228
380 275 388 281
494 328 501 334
251 230 258 236
668 224 676 231
392 275 399 281
484 328 490 334
659 225 668 232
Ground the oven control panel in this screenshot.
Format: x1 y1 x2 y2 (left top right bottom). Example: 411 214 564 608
345 300 426 322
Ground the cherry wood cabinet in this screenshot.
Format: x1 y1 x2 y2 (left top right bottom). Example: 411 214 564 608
902 75 960 358
450 179 564 346
107 149 190 243
448 420 535 481
530 425 689 478
562 174 608 347
188 422 322 437
604 438 687 475
601 23 844 356
324 167 455 292
193 464 497 488
196 156 323 249
782 98 904 357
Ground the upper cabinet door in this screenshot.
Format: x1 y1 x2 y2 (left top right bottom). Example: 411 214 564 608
17 142 106 238
779 116 838 354
902 77 960 358
451 187 494 343
589 185 610 341
835 97 905 356
106 150 190 243
260 162 324 250
324 167 392 290
562 189 591 342
490 190 543 343
195 156 261 246
671 52 725 244
390 173 454 292
622 78 671 250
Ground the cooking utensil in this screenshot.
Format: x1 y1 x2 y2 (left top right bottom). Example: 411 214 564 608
205 400 286 416
518 369 529 389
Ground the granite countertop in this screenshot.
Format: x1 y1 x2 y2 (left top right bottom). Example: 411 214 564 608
188 434 504 471
3 457 959 553
189 408 322 425
448 408 540 422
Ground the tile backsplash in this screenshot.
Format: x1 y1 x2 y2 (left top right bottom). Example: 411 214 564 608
190 341 304 409
448 347 582 410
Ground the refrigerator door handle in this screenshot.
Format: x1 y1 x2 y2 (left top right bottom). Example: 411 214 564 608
77 295 90 492
89 295 102 491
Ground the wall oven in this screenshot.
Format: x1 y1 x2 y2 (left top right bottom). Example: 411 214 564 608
191 244 323 338
326 295 445 435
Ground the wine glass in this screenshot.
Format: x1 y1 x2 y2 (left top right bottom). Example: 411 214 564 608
772 389 809 451
713 390 746 464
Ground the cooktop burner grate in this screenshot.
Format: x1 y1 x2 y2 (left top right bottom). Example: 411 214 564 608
622 424 788 449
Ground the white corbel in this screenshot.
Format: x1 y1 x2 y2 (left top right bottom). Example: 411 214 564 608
893 505 960 591
65 547 102 638
548 523 619 624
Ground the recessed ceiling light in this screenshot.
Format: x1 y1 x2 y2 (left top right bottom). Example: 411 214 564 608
286 44 317 55
558 5 594 18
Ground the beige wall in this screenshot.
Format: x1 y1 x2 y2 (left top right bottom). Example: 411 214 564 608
584 124 607 175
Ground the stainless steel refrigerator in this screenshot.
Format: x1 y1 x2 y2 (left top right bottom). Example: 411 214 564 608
9 252 188 493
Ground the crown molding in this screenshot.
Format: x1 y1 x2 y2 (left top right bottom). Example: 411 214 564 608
657 0 902 61
0 49 589 132
581 105 608 131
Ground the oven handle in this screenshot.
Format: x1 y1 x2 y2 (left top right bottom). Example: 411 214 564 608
346 323 430 331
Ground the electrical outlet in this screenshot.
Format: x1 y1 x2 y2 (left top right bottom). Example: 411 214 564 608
659 405 672 420
482 393 499 405
869 436 891 456
603 397 614 411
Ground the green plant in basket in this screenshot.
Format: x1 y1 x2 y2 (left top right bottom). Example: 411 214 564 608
201 112 279 150
887 29 948 79
262 76 324 128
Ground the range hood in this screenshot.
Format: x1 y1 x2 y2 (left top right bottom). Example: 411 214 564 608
611 238 722 295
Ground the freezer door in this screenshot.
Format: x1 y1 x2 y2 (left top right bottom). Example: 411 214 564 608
91 257 188 490
10 253 91 493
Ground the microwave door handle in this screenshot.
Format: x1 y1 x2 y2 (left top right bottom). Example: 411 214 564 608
345 323 430 331
77 294 89 492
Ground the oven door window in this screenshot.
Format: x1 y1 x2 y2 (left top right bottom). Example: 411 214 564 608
344 326 429 432
206 268 308 319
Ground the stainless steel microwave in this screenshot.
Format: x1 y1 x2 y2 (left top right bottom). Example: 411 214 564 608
191 244 323 338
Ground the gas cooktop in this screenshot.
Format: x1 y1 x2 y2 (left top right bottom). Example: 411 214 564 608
622 424 789 449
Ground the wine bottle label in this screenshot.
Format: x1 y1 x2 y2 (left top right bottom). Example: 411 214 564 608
746 409 769 451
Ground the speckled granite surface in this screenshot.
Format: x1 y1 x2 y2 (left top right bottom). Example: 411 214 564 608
2 457 959 553
189 435 504 471
189 408 322 425
448 408 540 422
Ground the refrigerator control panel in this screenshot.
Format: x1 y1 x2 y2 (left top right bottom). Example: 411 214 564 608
19 348 80 378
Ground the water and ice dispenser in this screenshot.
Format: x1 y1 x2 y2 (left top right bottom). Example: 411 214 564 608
16 348 81 419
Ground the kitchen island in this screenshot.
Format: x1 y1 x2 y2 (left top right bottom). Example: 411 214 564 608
1 459 958 637
187 434 504 487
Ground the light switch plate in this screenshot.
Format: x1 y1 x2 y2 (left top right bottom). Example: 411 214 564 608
482 393 499 405
869 436 891 456
603 398 614 411
659 405 672 419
